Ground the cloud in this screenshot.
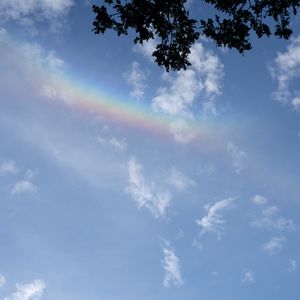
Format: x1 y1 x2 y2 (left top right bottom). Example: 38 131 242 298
169 120 196 144
162 241 183 287
291 96 300 110
152 43 223 116
0 158 37 195
0 274 6 288
241 270 255 285
250 205 296 232
0 27 7 38
288 259 298 272
0 36 126 189
192 238 203 250
126 157 171 218
152 69 201 115
11 180 37 194
251 194 268 205
262 236 285 255
270 35 300 108
168 167 195 191
196 197 235 238
124 62 147 100
0 38 65 99
0 160 18 175
175 229 184 240
4 279 45 300
0 0 74 33
25 169 38 180
133 38 157 60
227 142 247 174
96 135 127 153
21 42 65 73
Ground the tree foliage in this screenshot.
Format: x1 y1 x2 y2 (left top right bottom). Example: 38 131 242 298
92 0 300 71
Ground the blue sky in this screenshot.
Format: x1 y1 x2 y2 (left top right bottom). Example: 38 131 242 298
0 1 300 299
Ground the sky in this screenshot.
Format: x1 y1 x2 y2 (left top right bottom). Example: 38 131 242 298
0 1 300 299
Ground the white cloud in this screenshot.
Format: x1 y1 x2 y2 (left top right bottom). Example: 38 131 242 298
133 38 157 61
291 96 300 110
241 270 255 285
4 279 45 300
250 205 296 232
0 27 7 39
192 238 203 250
251 194 268 205
288 259 298 272
227 142 247 174
11 180 37 194
0 40 65 100
96 135 127 153
152 42 223 116
175 229 184 240
262 236 285 255
152 69 201 115
25 169 38 180
0 160 18 175
196 197 235 238
21 42 65 73
270 35 300 108
124 62 147 100
0 32 126 190
162 241 183 287
0 0 74 33
169 119 195 144
126 157 171 218
196 163 216 176
108 137 127 153
13 41 75 105
168 167 195 191
0 274 6 288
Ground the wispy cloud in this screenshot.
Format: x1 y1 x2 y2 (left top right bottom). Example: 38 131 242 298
270 35 300 110
11 180 37 195
152 43 223 116
250 205 296 232
4 279 45 300
0 35 125 189
251 194 268 205
0 157 38 195
0 0 74 34
288 259 298 272
162 241 183 287
124 61 147 100
169 120 196 144
126 157 171 218
25 169 38 180
227 142 247 174
133 38 157 61
0 38 66 102
96 135 127 153
0 274 6 288
196 197 235 239
9 166 38 195
262 236 285 255
0 160 18 175
168 167 195 191
241 269 255 285
21 42 66 73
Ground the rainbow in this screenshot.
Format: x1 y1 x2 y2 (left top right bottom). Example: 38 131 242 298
2 32 231 148
2 31 299 202
41 68 219 142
